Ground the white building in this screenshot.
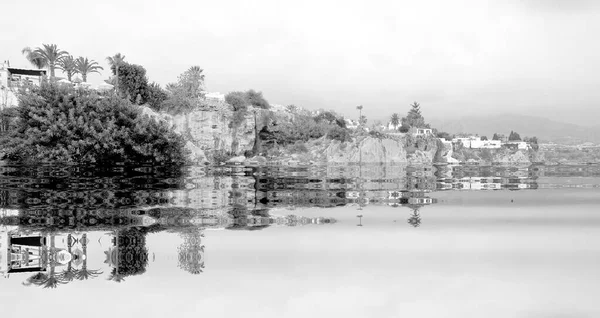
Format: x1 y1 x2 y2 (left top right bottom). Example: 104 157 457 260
414 128 433 136
503 141 530 150
452 136 501 149
204 92 225 102
387 122 399 130
345 119 359 129
1 60 47 108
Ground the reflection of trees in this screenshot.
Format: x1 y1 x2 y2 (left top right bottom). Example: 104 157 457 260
407 208 421 228
58 234 76 283
108 268 126 283
22 273 50 287
177 229 205 275
74 234 103 280
111 228 149 279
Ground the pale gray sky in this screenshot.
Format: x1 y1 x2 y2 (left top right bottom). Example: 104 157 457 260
1 0 599 125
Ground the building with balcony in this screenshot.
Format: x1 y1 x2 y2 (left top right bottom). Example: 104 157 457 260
1 60 47 108
0 60 47 88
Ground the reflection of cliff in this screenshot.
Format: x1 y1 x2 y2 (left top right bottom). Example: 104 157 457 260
105 228 149 281
435 165 539 191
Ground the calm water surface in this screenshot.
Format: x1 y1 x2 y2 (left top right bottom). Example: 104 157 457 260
1 164 599 318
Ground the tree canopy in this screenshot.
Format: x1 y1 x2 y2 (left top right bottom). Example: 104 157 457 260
167 66 205 99
117 63 149 104
401 101 427 129
508 131 521 141
0 82 188 164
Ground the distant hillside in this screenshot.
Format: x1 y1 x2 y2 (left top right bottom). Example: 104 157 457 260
429 114 600 145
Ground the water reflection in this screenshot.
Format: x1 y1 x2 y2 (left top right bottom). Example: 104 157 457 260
1 163 597 289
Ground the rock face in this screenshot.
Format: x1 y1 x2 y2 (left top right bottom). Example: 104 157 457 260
140 104 258 163
493 150 531 164
141 104 541 165
326 137 408 164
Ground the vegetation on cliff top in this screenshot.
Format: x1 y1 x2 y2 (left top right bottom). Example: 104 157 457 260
0 82 188 164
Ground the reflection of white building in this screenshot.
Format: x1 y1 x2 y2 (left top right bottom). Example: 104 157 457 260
1 230 47 278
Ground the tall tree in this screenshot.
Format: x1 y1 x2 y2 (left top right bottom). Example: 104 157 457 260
508 131 521 141
177 66 205 98
21 47 47 69
117 63 149 104
75 57 103 82
106 53 126 94
245 89 269 109
401 101 426 128
390 113 400 130
56 55 78 81
31 44 68 78
356 105 363 126
409 101 421 116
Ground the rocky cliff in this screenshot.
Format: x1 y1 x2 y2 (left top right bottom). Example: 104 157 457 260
246 133 442 165
451 147 535 165
140 104 259 163
141 104 544 166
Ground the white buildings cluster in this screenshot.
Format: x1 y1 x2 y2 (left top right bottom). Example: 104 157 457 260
441 135 531 150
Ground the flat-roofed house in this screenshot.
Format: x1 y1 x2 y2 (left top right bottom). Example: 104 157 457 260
1 60 47 108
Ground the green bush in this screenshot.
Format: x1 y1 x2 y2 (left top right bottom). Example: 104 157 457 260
287 142 308 153
327 126 351 142
117 63 149 104
0 82 188 164
160 94 195 115
146 82 168 111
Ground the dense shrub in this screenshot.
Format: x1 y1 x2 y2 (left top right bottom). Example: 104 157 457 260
225 92 248 112
368 130 385 139
117 63 149 104
245 90 269 109
327 126 352 142
160 94 196 115
0 82 188 164
436 131 452 139
287 141 308 153
145 82 169 111
260 114 352 148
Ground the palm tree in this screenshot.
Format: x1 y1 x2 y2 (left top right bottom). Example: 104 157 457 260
390 113 400 130
21 47 47 69
31 44 68 78
56 55 78 81
58 234 76 283
75 57 103 82
407 209 421 228
356 105 363 126
107 268 126 283
106 53 126 94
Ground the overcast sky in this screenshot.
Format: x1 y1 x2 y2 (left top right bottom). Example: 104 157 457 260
1 0 599 125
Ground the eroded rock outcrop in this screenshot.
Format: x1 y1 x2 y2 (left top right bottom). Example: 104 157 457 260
326 137 408 164
140 104 259 163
